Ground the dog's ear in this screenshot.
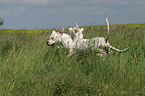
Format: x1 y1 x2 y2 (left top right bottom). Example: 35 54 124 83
52 30 56 34
68 27 73 31
80 28 84 31
76 23 79 28
75 23 80 31
58 28 65 34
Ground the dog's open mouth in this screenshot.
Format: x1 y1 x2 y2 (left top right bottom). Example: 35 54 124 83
46 42 55 47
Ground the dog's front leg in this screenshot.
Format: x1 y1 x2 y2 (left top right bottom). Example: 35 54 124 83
56 46 64 54
57 45 64 49
67 48 75 58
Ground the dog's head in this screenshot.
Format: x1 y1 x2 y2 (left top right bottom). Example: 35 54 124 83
68 23 84 40
47 28 64 47
68 23 79 37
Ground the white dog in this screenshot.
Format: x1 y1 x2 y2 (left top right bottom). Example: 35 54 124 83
67 18 129 57
47 18 129 58
47 28 73 49
68 23 84 41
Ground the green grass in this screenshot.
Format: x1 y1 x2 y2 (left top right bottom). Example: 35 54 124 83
0 24 145 96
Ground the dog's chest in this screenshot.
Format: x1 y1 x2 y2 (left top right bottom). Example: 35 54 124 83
61 35 73 48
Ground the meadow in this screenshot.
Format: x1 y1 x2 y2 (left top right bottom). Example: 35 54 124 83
0 23 145 96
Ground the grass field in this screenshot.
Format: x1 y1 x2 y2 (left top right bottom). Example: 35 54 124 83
0 23 145 95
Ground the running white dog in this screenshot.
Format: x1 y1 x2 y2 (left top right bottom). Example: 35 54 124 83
68 23 84 41
47 18 129 58
47 28 73 49
67 18 129 57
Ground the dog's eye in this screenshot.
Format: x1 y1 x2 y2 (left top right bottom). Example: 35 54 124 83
51 37 54 39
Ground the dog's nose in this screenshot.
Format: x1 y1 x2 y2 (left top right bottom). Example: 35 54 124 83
46 41 49 46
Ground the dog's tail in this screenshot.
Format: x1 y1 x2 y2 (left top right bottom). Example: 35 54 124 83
105 18 109 43
110 46 129 52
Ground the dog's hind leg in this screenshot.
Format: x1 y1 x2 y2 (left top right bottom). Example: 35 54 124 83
97 53 106 60
97 53 104 57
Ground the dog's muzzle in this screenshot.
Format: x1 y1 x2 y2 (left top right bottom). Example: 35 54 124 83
46 42 55 47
